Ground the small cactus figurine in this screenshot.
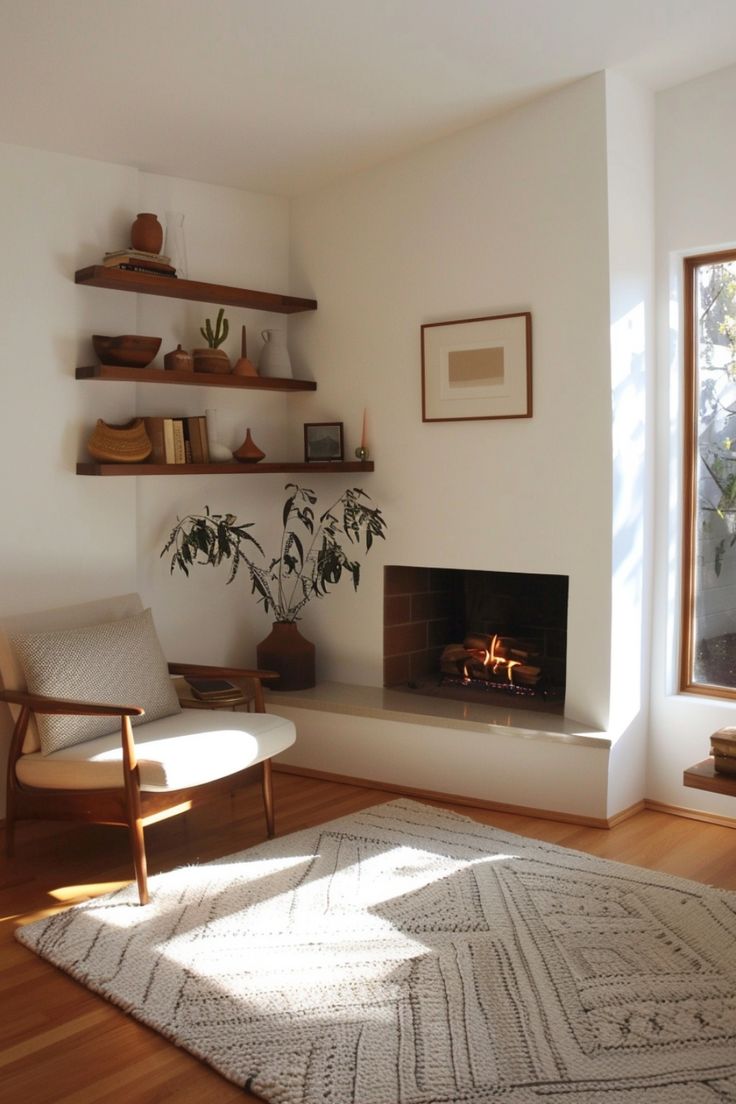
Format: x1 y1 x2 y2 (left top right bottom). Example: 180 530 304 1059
200 307 229 349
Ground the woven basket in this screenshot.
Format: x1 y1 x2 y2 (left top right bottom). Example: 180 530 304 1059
86 418 153 463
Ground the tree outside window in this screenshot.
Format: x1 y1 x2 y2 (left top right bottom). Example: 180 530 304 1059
682 250 736 696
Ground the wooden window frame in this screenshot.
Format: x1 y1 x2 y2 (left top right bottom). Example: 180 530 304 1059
680 248 736 700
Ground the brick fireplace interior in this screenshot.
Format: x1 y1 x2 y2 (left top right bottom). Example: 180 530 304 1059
384 565 569 714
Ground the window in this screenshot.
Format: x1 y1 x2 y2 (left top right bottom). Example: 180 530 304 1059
681 249 736 697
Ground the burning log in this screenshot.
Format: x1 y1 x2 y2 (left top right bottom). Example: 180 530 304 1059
441 632 544 689
514 664 541 686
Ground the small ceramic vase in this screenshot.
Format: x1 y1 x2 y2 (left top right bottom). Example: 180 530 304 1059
130 213 163 254
232 325 259 377
258 329 292 377
233 428 265 463
164 344 194 372
205 409 233 462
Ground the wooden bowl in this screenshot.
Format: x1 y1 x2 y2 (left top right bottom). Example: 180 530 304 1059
92 334 162 368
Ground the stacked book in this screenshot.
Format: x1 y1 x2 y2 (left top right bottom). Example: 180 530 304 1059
102 249 177 277
186 678 245 705
710 726 736 776
143 416 210 465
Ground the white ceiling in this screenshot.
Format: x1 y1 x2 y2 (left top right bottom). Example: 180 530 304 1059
3 0 736 197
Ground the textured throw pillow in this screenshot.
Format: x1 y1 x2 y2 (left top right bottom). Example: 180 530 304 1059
11 608 181 755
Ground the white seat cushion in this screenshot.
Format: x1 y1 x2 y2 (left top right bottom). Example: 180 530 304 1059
15 708 296 792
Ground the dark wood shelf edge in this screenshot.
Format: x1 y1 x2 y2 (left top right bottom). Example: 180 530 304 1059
683 757 736 797
77 461 375 477
76 365 317 391
75 266 317 314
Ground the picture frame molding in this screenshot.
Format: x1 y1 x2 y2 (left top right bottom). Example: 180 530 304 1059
421 310 532 422
303 421 345 462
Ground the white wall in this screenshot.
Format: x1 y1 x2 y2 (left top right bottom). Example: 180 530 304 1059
289 75 615 732
132 174 294 667
604 72 655 816
650 61 736 815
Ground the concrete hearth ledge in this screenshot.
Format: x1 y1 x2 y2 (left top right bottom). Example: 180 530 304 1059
265 681 610 749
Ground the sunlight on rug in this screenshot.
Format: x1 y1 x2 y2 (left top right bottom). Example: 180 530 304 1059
16 799 736 1103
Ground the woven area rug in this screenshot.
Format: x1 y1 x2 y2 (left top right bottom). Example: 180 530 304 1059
16 799 736 1103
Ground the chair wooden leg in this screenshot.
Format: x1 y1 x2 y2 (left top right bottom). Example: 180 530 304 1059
121 716 149 905
128 814 149 905
262 758 275 837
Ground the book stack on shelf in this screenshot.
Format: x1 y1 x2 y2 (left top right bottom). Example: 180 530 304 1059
710 726 736 776
143 416 210 464
102 249 177 278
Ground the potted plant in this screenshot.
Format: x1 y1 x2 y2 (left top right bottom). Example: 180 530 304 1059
193 307 230 373
162 484 387 689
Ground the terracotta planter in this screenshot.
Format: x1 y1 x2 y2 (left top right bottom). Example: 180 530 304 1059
130 212 163 254
256 622 315 691
193 348 231 374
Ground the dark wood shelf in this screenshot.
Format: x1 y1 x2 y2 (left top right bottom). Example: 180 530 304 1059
76 461 375 477
76 365 317 391
75 266 318 314
683 757 736 797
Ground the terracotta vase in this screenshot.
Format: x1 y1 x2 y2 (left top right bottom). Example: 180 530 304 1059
130 212 163 254
256 622 315 691
233 428 265 463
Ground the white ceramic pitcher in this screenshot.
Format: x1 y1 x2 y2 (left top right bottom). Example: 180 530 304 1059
258 329 292 378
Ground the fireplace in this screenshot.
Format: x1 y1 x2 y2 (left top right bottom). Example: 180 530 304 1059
384 566 569 714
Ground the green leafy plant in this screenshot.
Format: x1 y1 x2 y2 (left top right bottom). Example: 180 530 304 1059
162 484 387 622
200 307 229 349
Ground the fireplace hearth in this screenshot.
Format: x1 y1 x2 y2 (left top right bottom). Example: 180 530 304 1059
384 566 568 714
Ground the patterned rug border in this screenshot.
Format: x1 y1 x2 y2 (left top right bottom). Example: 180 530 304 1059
16 798 736 1103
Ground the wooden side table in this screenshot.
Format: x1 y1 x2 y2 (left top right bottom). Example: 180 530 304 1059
174 677 255 712
683 757 736 797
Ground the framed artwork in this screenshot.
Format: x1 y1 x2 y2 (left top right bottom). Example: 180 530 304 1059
304 422 344 462
421 311 532 422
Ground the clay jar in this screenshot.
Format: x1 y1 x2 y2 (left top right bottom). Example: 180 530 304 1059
164 344 194 372
130 213 163 254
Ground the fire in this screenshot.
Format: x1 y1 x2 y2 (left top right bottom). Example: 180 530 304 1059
465 634 521 683
443 633 541 692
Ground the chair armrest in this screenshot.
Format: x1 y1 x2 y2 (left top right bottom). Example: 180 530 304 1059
0 688 144 717
168 662 280 681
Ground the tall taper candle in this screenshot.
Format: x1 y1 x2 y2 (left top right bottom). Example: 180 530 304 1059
360 408 367 449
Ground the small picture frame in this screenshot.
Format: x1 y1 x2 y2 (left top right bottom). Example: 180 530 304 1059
304 422 344 462
421 311 532 422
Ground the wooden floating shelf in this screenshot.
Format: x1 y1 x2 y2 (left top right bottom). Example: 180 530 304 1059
683 757 736 798
76 365 317 391
74 266 318 314
77 461 375 477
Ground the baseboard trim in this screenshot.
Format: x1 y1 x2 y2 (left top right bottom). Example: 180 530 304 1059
274 763 612 828
607 800 647 827
644 798 736 830
4 783 735 834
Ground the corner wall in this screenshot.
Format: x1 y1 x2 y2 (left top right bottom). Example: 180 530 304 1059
0 145 293 819
604 72 655 817
289 75 614 732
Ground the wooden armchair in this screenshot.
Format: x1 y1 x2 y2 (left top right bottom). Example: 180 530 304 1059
0 594 296 904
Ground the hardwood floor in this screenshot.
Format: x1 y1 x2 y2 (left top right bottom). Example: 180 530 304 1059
1 770 735 1103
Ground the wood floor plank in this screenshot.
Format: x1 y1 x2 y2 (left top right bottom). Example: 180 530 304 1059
1 771 735 1101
